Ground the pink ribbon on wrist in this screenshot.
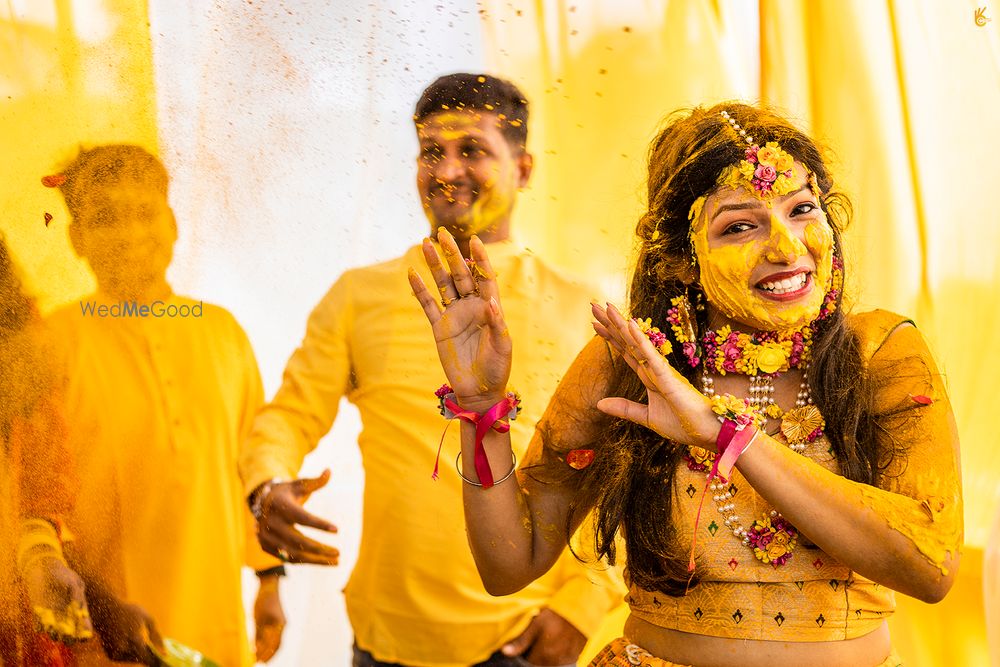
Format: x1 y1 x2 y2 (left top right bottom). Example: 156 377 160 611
688 420 761 581
433 395 520 488
711 425 759 484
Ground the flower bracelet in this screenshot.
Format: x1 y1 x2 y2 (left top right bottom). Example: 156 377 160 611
432 384 521 488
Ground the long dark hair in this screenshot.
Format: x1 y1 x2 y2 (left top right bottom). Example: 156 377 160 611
569 103 893 595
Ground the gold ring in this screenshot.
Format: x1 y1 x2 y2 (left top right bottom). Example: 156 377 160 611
441 295 457 307
637 358 648 366
458 289 479 299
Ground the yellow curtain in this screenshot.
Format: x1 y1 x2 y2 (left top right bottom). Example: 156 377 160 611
478 0 756 301
0 0 159 312
761 1 999 665
479 1 758 657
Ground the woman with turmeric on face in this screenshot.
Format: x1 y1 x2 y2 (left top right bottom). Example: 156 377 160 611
410 104 961 667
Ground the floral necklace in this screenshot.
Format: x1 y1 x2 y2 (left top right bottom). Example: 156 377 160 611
633 257 842 567
685 371 825 567
637 256 844 377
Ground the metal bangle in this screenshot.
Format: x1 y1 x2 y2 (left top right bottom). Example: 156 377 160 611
455 451 517 487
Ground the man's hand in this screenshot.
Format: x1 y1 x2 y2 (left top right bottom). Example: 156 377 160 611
253 470 340 565
253 575 286 663
501 608 586 666
86 590 163 665
22 556 94 644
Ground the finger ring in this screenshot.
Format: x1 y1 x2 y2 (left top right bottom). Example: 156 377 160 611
637 358 648 366
458 288 479 298
277 548 290 562
441 295 457 307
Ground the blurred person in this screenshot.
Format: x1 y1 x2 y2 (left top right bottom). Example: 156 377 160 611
411 103 962 666
44 145 285 666
1 236 92 666
241 73 623 666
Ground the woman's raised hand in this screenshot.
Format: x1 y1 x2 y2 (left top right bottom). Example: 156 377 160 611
592 302 720 450
409 228 511 410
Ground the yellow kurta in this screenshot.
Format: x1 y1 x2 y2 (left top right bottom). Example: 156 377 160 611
47 293 268 667
240 240 624 667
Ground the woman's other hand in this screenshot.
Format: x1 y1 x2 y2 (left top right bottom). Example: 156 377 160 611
592 302 719 449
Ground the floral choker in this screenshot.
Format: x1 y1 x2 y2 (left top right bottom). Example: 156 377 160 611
641 255 844 377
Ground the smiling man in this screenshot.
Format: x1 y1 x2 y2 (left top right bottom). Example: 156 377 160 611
240 73 622 666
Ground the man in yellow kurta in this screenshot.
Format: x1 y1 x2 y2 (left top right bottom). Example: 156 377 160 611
45 145 285 667
240 73 623 666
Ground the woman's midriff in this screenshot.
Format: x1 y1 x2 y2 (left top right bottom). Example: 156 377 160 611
624 614 892 667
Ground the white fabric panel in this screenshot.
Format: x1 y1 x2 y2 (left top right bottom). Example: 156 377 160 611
147 2 486 664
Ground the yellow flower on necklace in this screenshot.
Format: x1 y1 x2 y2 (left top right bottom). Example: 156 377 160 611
780 405 825 444
764 531 791 563
756 341 790 374
688 446 714 467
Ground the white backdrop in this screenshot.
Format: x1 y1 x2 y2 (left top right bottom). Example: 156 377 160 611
147 1 488 664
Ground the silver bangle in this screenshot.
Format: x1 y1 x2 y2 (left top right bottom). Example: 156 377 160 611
455 451 517 487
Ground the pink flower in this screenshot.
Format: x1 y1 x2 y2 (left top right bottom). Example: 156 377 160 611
722 342 740 361
682 342 699 366
434 384 452 398
722 359 737 373
647 330 667 349
745 145 758 162
755 164 777 182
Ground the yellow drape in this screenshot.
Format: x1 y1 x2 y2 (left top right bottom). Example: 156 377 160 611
478 0 756 301
761 2 999 664
0 0 159 313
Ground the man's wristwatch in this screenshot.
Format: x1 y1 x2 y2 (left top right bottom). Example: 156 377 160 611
255 565 287 578
248 478 285 521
